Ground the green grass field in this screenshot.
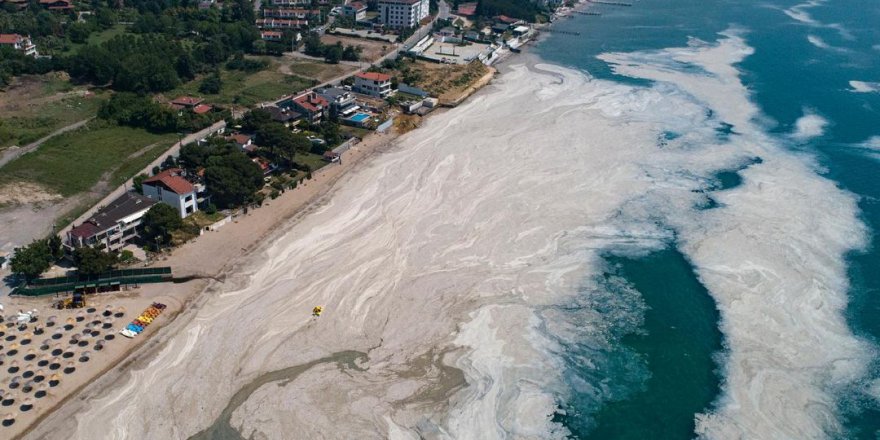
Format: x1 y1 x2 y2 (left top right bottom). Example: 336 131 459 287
0 121 177 196
171 66 316 107
296 152 330 172
0 76 105 150
60 24 128 55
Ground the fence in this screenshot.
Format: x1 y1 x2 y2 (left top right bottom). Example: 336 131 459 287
12 267 173 296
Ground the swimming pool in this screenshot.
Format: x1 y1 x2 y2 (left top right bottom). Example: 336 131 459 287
349 113 371 123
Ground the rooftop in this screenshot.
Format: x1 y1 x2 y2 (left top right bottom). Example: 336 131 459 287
143 168 195 195
70 192 158 238
0 34 25 44
356 71 392 82
192 104 213 114
171 96 204 107
293 92 329 113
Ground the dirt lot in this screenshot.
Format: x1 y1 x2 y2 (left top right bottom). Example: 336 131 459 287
400 60 495 105
284 60 358 83
320 34 393 62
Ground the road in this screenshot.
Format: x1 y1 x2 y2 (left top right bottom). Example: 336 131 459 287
0 117 94 169
57 121 227 239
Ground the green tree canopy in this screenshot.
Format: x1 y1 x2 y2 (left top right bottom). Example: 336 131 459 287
141 203 183 248
204 149 264 208
73 246 119 276
10 239 55 281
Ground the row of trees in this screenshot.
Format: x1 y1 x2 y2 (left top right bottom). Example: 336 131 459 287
9 236 122 281
178 140 264 208
98 93 219 133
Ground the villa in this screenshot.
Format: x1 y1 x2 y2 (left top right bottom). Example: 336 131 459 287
66 192 158 252
0 34 38 57
353 72 393 98
142 169 199 218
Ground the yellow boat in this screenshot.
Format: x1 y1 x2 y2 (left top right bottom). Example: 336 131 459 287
312 306 323 317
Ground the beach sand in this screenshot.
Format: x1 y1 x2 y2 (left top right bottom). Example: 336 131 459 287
12 116 442 440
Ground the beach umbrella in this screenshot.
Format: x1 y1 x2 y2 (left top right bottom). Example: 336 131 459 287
46 316 57 326
3 412 15 426
20 397 33 411
9 342 19 350
4 334 15 341
51 331 63 340
1 393 15 407
22 369 33 379
34 369 45 381
79 351 91 362
114 307 126 318
86 307 96 314
69 333 80 343
104 334 115 341
84 323 93 331
75 311 85 322
35 383 47 398
24 349 36 361
62 351 74 359
22 381 34 393
65 317 75 325
49 374 60 387
94 341 105 351
63 362 75 374
8 376 21 389
90 330 100 338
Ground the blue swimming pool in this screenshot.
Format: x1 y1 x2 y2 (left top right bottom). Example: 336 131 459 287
349 113 370 122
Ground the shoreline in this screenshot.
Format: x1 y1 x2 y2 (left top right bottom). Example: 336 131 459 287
16 46 527 439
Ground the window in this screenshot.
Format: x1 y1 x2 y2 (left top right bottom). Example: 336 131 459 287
185 194 193 202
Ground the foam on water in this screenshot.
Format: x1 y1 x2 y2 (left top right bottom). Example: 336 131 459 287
34 30 874 440
849 81 880 94
791 111 830 141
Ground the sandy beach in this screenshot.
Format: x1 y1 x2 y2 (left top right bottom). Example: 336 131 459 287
8 106 451 439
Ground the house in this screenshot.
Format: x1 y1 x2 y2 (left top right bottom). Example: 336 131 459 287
315 87 359 117
229 133 254 149
270 0 309 6
39 0 73 10
261 30 284 41
263 105 302 125
142 169 199 218
287 92 329 123
342 1 367 20
255 18 309 29
0 34 37 57
0 0 29 11
377 0 430 29
264 8 318 19
66 192 158 252
353 72 393 98
456 2 476 16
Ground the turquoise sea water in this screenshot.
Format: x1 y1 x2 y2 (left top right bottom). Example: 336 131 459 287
534 0 880 438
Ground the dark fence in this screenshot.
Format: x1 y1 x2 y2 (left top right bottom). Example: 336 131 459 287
12 267 173 297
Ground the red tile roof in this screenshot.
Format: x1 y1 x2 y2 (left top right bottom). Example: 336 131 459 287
293 92 328 113
230 133 252 144
192 104 213 114
456 2 476 15
143 168 195 195
0 34 24 45
356 72 391 82
70 221 100 239
171 96 203 107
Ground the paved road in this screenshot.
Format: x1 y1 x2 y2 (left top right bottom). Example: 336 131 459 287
0 117 94 169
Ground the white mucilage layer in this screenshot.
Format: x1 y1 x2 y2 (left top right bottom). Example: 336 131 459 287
31 31 872 440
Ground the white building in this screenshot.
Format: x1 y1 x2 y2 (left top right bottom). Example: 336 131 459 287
378 0 429 29
342 1 367 21
142 169 198 218
0 34 37 57
353 72 393 98
66 192 158 252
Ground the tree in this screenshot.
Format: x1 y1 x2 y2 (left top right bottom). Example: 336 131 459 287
199 71 222 94
73 246 119 276
342 45 360 61
141 203 183 248
324 43 343 64
133 173 150 193
47 234 64 261
10 239 54 281
204 151 264 208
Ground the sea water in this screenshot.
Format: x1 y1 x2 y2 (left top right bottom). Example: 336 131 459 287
535 0 880 438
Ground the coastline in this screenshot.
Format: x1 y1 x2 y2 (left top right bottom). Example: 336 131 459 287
17 48 522 439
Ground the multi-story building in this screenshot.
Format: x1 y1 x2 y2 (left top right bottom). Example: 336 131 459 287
315 87 359 117
283 92 329 123
263 8 318 19
0 34 37 57
342 1 367 21
142 169 198 218
378 0 429 29
353 72 393 98
66 192 157 252
255 18 309 29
